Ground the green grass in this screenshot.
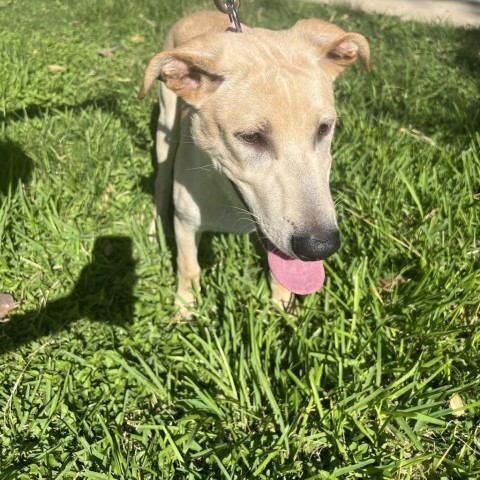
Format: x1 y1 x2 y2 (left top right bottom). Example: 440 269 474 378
0 0 479 478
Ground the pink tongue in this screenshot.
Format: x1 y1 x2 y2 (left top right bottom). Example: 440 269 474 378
268 247 325 295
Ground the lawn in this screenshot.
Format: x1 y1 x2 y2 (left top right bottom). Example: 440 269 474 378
0 0 479 478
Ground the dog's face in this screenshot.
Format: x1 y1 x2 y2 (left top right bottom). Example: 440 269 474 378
190 43 339 260
139 19 370 269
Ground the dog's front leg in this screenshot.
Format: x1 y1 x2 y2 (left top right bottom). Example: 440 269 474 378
270 272 294 312
174 215 202 319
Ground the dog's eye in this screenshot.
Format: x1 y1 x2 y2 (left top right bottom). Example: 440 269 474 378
237 132 264 145
317 123 332 139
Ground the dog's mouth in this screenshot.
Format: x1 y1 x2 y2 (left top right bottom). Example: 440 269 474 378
230 180 325 295
265 240 325 295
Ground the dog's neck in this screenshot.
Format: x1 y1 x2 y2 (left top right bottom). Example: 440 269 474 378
225 21 250 33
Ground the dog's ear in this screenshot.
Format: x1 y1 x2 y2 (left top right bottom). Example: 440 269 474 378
138 36 224 105
293 19 371 79
320 32 371 78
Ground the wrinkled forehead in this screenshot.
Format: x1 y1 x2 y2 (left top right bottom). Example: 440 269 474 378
238 65 335 114
209 64 334 136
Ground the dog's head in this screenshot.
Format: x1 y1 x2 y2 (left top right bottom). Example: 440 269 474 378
140 18 370 294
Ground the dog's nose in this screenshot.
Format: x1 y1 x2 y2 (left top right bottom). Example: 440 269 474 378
291 229 341 261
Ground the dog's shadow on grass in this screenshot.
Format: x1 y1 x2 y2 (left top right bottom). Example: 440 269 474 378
1 236 137 354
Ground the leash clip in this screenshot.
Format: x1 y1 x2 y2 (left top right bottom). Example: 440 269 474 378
213 0 243 32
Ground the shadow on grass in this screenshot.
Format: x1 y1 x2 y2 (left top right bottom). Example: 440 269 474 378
137 101 160 198
454 26 480 76
0 138 35 196
1 236 137 354
0 94 151 151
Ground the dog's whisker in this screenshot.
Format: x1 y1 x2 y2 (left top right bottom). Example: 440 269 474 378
229 205 262 222
217 206 259 226
333 194 345 207
184 165 215 172
217 206 269 233
230 218 256 229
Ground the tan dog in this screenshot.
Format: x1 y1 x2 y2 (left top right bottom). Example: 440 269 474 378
139 10 370 317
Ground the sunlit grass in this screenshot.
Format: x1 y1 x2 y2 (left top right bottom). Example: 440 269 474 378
0 0 479 478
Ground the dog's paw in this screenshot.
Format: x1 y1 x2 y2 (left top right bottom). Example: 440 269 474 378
170 296 196 324
272 295 297 315
270 272 295 312
168 308 193 325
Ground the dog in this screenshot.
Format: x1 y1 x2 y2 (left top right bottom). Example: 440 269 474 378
139 10 370 317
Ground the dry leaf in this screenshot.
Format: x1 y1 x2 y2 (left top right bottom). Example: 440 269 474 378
379 274 409 291
449 393 465 417
424 208 439 221
141 17 156 27
0 294 18 319
72 19 81 25
98 45 124 57
48 64 65 72
399 127 435 146
130 35 145 43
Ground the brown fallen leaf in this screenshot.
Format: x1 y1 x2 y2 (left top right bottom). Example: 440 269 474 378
379 274 410 291
48 64 65 72
98 45 124 57
399 127 435 146
130 35 145 43
424 208 440 221
0 293 18 319
142 17 156 27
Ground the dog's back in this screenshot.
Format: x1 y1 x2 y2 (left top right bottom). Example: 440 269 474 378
164 11 231 49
